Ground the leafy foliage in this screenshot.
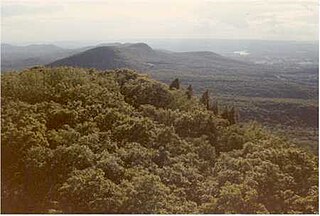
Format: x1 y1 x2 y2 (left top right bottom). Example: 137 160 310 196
1 67 318 213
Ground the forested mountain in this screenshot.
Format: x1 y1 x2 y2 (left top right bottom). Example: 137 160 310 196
2 67 318 213
1 43 93 72
1 44 73 71
48 43 253 72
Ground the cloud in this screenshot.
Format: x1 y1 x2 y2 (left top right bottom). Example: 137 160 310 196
1 0 318 42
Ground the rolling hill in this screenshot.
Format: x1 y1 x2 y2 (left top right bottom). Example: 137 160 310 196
1 43 94 72
48 43 256 73
1 44 74 71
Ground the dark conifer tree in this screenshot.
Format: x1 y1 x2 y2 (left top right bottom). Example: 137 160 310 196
200 90 210 109
221 106 229 120
169 78 180 90
210 101 219 115
221 106 237 125
228 106 236 125
228 106 238 125
186 84 193 99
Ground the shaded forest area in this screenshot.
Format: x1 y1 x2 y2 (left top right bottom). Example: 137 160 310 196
1 67 318 213
152 68 318 153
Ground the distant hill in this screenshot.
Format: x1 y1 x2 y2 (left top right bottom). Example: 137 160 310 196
48 43 255 74
1 44 76 71
0 43 98 71
48 43 153 71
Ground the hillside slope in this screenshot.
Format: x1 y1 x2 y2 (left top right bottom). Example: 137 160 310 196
2 67 318 214
48 43 254 73
1 44 77 71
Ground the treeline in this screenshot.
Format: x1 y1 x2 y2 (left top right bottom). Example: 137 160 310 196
1 67 318 213
170 78 238 124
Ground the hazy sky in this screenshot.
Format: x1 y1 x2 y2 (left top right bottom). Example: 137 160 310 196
1 0 319 43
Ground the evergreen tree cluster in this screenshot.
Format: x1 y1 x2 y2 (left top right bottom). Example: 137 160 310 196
1 67 318 213
169 78 237 125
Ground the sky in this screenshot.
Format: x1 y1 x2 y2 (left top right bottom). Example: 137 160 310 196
1 0 319 44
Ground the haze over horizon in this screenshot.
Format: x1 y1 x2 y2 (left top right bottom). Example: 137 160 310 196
2 0 319 44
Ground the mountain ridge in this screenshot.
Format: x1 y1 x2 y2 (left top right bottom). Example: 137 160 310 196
48 43 252 73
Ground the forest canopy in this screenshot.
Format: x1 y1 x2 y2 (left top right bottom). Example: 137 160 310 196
1 67 318 213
